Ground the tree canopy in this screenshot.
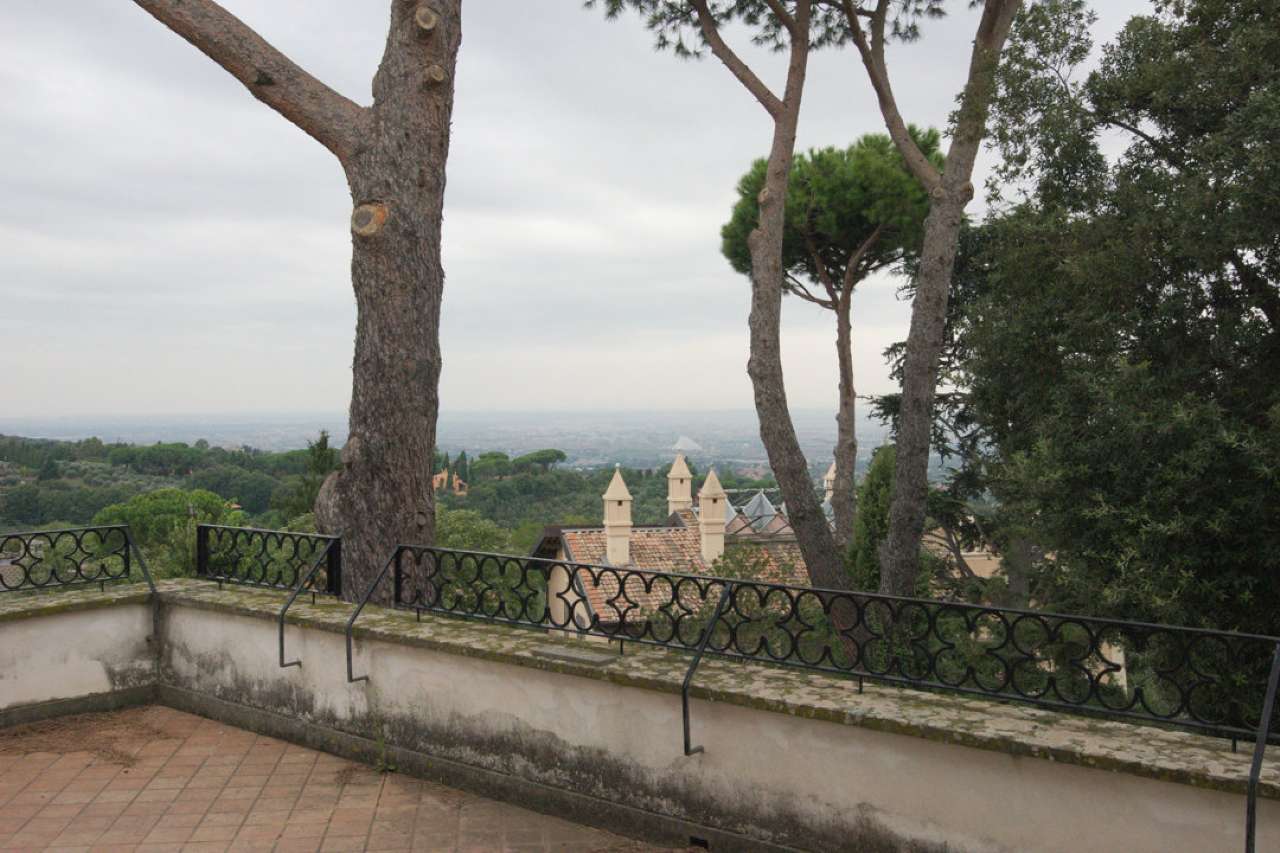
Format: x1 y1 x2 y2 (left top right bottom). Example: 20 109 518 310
943 0 1280 633
721 129 942 300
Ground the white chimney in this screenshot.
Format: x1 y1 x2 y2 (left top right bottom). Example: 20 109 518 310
603 465 633 565
698 468 728 564
667 453 694 515
823 461 837 503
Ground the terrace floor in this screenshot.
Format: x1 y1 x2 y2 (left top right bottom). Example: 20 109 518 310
0 706 673 852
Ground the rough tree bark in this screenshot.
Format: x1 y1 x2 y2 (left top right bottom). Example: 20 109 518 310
816 223 886 554
842 0 1020 596
132 0 463 602
690 0 848 590
830 281 857 551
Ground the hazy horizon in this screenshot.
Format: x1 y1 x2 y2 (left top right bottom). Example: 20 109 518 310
0 408 894 467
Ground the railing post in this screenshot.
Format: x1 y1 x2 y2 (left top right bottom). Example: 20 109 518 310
1246 642 1280 853
682 582 735 757
393 549 404 608
124 527 157 593
195 524 209 578
327 538 342 597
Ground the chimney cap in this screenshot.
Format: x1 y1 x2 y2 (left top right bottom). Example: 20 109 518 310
668 453 692 480
698 467 727 499
603 465 633 501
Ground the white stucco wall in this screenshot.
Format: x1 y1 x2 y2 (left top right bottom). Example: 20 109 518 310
161 603 1278 853
0 603 153 710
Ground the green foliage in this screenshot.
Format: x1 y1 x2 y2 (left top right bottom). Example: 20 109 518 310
187 466 278 514
591 1 955 58
93 488 246 578
711 543 797 582
848 445 895 591
721 130 941 290
511 449 567 472
2 481 140 528
283 431 338 518
962 0 1280 634
435 508 510 553
36 456 58 482
468 452 512 482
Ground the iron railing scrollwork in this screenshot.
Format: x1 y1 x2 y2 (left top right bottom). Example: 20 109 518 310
195 524 341 594
0 525 155 594
192 524 343 669
345 545 1280 753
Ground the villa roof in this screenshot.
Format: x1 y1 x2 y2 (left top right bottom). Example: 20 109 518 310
560 524 704 576
740 490 778 531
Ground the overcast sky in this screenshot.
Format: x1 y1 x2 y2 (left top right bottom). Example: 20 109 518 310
1 1 1148 418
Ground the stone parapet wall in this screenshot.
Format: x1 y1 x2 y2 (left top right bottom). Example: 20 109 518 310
0 587 154 722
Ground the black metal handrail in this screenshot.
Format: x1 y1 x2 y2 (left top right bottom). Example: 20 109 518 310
0 525 155 594
369 543 1280 748
1246 644 1280 853
345 549 399 683
196 524 341 594
277 537 341 669
682 582 734 757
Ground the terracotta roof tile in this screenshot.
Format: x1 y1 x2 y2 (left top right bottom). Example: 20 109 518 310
561 526 712 620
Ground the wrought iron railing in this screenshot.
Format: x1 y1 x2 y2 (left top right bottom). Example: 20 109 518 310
194 524 342 670
345 545 1280 748
195 524 341 594
0 525 155 593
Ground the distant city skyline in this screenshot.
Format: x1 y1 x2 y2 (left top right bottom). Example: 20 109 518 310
2 1 1147 417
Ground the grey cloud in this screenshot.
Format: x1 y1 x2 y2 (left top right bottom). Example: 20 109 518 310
2 0 1151 416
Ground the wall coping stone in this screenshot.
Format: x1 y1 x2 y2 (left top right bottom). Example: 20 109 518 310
4 577 1275 800
0 583 151 623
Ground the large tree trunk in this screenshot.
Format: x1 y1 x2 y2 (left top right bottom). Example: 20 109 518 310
320 2 462 602
742 27 847 592
131 0 463 604
847 0 1020 597
687 0 844 589
878 194 965 593
830 288 857 551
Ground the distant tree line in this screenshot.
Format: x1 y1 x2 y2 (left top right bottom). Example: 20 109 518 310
0 432 339 530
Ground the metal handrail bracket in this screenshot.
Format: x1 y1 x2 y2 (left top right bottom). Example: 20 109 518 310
278 539 339 669
124 527 157 594
682 582 735 756
1245 642 1280 853
346 549 400 683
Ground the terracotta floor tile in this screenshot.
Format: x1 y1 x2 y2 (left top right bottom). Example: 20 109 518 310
181 841 232 852
0 706 665 853
190 823 240 843
158 812 207 829
199 812 247 828
49 827 107 846
141 823 197 844
169 799 215 816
